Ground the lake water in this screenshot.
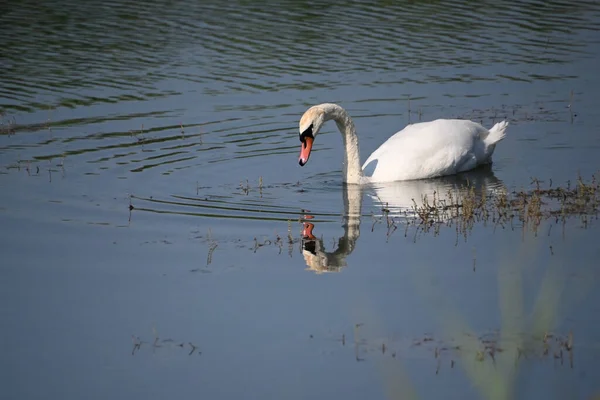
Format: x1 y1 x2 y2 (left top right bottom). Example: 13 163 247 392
2 1 600 399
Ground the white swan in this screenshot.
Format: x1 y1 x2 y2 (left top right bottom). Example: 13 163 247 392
297 103 509 184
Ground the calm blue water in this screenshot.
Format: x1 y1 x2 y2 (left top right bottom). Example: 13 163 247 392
1 1 600 399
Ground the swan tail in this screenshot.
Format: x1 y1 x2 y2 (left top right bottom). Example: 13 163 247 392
484 121 509 146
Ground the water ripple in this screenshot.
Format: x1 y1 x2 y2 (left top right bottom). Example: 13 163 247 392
1 0 599 204
2 0 599 111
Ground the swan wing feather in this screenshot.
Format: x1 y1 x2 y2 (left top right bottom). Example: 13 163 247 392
362 119 488 182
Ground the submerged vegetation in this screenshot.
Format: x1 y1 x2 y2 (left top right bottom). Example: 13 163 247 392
371 173 599 242
295 172 600 275
311 326 575 373
122 173 600 276
297 173 599 398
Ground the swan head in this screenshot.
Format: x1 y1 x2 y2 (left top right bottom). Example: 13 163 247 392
298 106 325 166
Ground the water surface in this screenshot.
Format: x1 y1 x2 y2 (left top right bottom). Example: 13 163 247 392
2 1 600 399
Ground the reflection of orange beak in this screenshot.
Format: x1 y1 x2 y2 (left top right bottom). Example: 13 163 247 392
302 222 316 240
299 137 313 166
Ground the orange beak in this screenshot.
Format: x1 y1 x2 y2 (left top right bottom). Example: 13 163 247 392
302 222 316 240
298 137 313 166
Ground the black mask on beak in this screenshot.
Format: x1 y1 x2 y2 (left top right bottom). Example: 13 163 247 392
299 124 314 143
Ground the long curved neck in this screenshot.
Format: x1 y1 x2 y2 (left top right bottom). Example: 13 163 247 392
321 104 362 184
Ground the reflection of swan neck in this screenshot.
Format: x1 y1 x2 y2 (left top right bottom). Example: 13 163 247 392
301 185 363 273
322 104 362 184
342 184 362 253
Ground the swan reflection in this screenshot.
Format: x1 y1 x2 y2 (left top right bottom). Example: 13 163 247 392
368 164 506 219
301 167 505 274
301 184 362 274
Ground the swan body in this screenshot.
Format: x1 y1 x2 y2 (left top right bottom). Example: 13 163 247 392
297 103 508 184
